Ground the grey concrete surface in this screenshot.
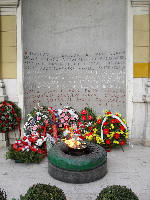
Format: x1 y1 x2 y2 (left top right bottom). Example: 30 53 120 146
0 145 150 200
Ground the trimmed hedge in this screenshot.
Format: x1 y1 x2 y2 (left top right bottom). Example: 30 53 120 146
20 183 66 200
96 185 139 200
0 188 7 200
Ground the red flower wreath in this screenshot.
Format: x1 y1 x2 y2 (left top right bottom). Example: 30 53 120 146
0 101 21 135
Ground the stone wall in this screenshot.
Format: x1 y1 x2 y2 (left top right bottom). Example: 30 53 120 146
22 0 127 116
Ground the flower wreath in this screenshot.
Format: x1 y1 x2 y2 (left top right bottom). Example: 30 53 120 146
10 105 58 158
0 100 21 135
78 107 97 134
84 110 129 150
58 106 79 129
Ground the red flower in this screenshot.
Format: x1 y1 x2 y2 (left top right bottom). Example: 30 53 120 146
89 126 93 131
38 149 44 154
120 140 126 146
81 110 87 115
11 110 15 114
103 128 109 135
13 144 18 151
97 119 102 124
75 129 81 134
22 141 28 146
78 122 82 127
114 133 120 139
64 125 69 129
6 120 9 123
107 112 111 115
28 137 34 143
23 136 27 141
120 125 125 131
82 115 86 121
30 146 37 152
0 120 2 123
85 132 93 137
88 115 93 120
103 121 108 126
111 119 115 124
49 129 53 134
5 115 8 118
115 119 120 123
106 139 111 144
1 108 5 111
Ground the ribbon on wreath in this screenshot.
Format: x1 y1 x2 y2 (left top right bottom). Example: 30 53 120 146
0 101 21 137
48 107 58 143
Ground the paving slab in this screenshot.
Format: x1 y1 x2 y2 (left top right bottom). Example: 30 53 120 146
0 144 150 200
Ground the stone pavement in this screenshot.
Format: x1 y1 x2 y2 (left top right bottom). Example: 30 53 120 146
0 144 150 200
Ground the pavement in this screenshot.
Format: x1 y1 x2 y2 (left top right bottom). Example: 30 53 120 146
0 144 150 200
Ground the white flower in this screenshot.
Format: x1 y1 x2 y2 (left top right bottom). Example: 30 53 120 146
36 112 40 116
36 139 43 146
58 109 62 115
63 130 70 137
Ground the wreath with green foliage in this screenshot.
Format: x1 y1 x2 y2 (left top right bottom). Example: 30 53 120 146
0 101 21 134
84 110 128 151
6 146 44 164
78 107 97 134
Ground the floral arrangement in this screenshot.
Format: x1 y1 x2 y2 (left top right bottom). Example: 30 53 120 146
6 145 44 163
84 110 129 151
0 101 21 135
78 107 97 135
58 106 79 129
6 105 58 163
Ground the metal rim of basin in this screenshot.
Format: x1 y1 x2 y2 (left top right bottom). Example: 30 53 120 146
48 142 107 171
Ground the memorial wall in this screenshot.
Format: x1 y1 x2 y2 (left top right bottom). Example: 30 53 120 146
22 0 126 115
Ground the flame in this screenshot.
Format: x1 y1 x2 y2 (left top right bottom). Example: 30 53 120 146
64 137 86 149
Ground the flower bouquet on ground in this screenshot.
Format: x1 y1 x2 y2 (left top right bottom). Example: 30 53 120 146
6 105 59 163
78 107 97 135
83 110 129 151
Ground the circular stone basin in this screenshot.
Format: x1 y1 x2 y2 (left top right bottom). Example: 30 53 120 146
48 142 107 183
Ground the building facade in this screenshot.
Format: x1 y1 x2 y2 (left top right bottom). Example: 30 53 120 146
0 0 150 146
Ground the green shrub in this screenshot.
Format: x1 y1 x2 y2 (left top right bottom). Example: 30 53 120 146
96 185 139 200
6 146 44 164
0 188 7 200
20 183 66 200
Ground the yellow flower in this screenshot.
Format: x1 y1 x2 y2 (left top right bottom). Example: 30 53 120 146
97 115 102 119
113 140 119 144
122 118 127 124
111 124 114 129
86 135 93 141
96 136 102 144
115 112 121 117
93 128 98 134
